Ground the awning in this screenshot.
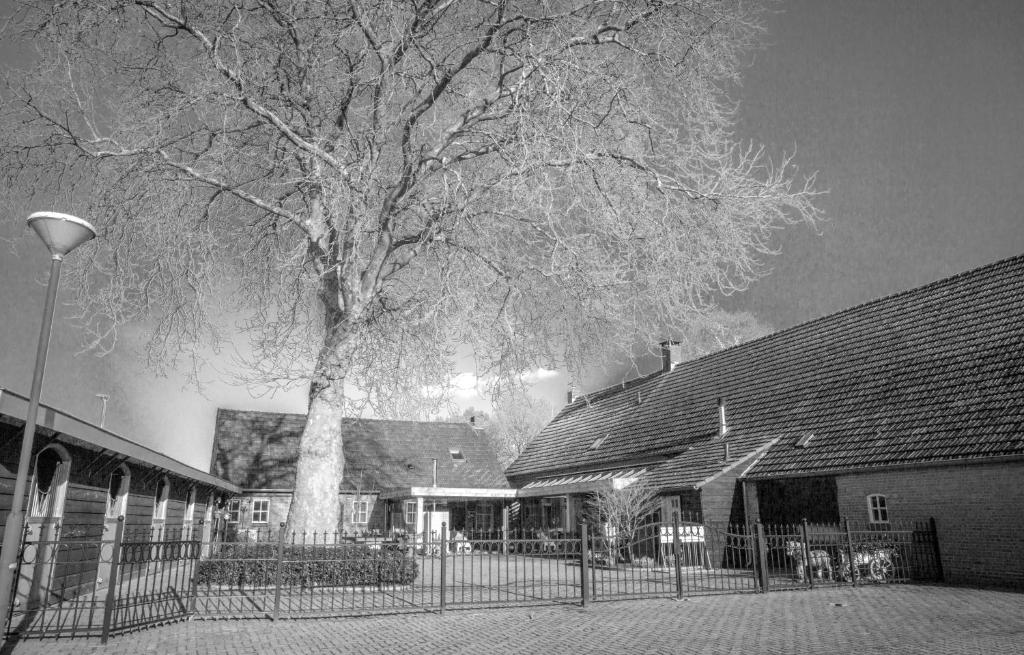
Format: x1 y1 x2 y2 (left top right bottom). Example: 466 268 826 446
516 468 646 498
379 486 518 501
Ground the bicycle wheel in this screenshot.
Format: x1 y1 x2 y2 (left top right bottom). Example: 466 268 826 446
869 556 894 581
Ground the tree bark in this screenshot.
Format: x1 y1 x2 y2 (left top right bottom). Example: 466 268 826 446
286 314 351 536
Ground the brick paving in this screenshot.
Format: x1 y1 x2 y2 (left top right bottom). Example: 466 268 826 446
3 585 1023 655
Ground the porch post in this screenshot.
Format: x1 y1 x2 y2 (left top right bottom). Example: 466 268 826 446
415 497 424 543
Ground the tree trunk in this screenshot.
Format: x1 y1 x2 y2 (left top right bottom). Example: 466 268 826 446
287 386 345 536
286 315 351 536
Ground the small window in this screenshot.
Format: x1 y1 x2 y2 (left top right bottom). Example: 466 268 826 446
227 498 241 523
449 449 465 463
251 499 270 524
31 447 70 518
183 486 197 524
153 476 170 520
796 432 815 448
867 494 889 524
404 500 417 526
105 465 130 519
353 500 369 524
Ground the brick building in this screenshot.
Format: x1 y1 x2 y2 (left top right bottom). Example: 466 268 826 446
211 410 514 539
508 255 1024 587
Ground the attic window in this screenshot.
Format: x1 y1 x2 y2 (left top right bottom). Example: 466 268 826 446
589 435 608 451
796 432 815 448
449 449 465 463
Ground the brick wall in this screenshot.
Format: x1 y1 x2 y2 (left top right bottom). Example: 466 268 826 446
835 461 1024 589
233 492 384 536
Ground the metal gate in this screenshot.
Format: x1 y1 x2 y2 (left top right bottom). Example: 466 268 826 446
4 518 202 642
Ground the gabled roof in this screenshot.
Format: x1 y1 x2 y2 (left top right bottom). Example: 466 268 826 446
507 254 1024 485
0 388 238 492
212 409 509 491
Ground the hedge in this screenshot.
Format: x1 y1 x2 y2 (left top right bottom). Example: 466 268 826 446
195 543 418 587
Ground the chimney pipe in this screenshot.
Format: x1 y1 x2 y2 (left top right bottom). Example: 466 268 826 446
567 383 576 405
432 458 438 487
723 442 730 461
718 397 729 438
660 340 682 373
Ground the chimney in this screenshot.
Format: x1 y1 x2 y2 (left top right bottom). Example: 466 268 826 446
660 340 683 373
567 382 576 405
432 458 438 487
469 415 475 426
717 397 729 438
723 442 730 461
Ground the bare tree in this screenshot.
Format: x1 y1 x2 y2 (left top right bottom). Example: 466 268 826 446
468 393 554 469
678 309 773 361
0 1 821 533
587 477 660 564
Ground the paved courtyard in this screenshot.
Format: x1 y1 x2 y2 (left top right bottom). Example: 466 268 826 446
3 585 1022 654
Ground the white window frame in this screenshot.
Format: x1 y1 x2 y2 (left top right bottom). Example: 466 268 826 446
227 498 241 523
867 494 889 524
30 446 70 519
153 476 170 521
251 498 270 524
404 500 417 526
353 500 369 524
105 465 131 519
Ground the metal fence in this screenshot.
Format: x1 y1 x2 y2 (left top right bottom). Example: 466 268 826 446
4 519 202 642
4 515 942 641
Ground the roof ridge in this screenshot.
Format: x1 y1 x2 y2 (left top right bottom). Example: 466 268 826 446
552 252 1024 409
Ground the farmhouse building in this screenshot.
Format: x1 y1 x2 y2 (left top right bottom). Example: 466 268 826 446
211 410 514 540
507 255 1024 588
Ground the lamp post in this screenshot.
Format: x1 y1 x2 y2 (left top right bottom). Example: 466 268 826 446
0 211 96 635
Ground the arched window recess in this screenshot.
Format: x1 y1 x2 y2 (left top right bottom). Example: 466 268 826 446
30 445 71 520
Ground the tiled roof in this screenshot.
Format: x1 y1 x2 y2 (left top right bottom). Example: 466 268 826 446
212 410 509 491
507 254 1024 484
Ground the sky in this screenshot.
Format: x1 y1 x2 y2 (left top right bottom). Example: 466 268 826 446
2 0 1023 470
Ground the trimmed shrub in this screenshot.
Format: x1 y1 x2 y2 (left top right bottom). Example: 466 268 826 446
195 543 418 587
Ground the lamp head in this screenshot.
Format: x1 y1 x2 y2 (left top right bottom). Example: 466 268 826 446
26 211 96 259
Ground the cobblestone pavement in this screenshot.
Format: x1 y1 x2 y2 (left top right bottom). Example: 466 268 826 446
3 585 1022 655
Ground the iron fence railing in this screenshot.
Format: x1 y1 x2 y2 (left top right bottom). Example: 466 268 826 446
4 515 943 642
4 518 204 642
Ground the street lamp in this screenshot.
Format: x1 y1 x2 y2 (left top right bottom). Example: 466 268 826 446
0 211 96 635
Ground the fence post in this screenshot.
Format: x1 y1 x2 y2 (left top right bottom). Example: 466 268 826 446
929 517 944 583
844 518 858 587
754 521 769 592
186 519 203 618
800 519 813 589
100 516 126 644
672 513 684 599
272 522 286 621
579 520 590 607
439 522 447 615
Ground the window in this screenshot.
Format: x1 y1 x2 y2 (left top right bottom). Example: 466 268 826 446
30 446 70 519
353 500 369 524
227 498 241 523
473 503 496 531
153 476 169 520
405 500 417 526
867 494 889 523
183 486 197 524
105 465 130 519
251 499 270 524
449 449 465 463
